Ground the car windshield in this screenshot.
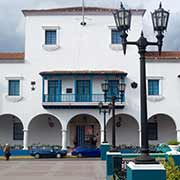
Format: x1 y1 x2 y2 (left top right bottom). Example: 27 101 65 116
32 147 53 150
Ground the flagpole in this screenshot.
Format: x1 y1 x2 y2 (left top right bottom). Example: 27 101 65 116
81 0 86 26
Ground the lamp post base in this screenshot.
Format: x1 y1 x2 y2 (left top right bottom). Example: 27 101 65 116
109 147 119 152
135 154 158 164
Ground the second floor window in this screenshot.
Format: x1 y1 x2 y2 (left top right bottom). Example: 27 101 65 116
148 79 159 96
107 80 119 100
45 30 57 45
8 80 20 96
111 29 121 44
48 80 61 102
76 80 91 102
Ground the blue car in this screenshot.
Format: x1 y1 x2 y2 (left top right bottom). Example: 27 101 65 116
71 144 100 157
30 147 67 159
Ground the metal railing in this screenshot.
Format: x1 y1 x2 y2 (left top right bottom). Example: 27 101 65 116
43 94 124 103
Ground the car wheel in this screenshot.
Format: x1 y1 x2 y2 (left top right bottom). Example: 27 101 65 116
34 153 40 159
56 153 62 158
77 153 83 158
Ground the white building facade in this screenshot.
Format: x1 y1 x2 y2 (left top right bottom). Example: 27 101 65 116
0 7 179 150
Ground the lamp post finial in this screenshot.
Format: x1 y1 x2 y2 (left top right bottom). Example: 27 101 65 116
120 2 124 9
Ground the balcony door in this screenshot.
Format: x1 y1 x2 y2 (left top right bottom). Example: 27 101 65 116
76 80 91 102
48 80 61 102
107 80 119 101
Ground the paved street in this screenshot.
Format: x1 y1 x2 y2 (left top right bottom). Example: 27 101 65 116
0 159 106 180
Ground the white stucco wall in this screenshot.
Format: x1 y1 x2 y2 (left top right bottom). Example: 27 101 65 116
107 114 139 146
148 114 177 145
0 11 179 146
28 114 62 145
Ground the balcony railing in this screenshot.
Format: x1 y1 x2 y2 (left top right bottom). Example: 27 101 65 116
43 94 124 103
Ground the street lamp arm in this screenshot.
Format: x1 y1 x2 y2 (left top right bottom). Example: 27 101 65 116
126 40 158 47
147 41 158 46
122 30 164 56
126 41 138 45
100 109 111 114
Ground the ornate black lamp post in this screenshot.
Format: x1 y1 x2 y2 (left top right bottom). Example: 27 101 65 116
113 2 169 163
101 80 126 151
98 101 110 143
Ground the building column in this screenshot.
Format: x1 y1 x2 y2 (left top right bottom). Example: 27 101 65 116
100 129 104 143
138 129 141 147
23 129 29 150
177 129 180 142
62 129 67 150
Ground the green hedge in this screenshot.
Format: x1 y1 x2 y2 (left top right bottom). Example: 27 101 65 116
164 157 180 180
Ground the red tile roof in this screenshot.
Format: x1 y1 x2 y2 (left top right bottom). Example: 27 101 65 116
40 70 127 76
145 51 180 60
0 51 179 61
0 53 24 60
22 7 146 16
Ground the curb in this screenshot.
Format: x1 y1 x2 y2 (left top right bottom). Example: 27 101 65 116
0 155 78 160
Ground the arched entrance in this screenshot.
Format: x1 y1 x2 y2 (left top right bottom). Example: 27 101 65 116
28 114 62 146
148 114 176 144
67 114 101 147
0 114 23 145
107 114 139 146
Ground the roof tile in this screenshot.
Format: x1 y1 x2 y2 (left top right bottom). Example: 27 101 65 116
22 7 146 16
145 51 180 60
40 70 127 76
0 53 24 60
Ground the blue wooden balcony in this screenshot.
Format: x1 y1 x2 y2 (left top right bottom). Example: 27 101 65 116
43 94 125 102
42 94 125 109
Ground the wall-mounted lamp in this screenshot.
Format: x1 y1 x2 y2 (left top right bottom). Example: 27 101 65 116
31 81 36 91
80 22 87 26
48 117 54 128
131 81 138 89
177 74 180 78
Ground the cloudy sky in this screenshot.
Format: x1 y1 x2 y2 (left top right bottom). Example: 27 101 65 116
0 0 179 52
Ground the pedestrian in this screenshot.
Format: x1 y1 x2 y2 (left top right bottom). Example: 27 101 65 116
3 143 11 160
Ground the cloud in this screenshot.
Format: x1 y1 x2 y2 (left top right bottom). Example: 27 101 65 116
0 0 179 52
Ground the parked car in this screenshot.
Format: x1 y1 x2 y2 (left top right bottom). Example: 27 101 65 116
30 147 67 159
71 144 100 157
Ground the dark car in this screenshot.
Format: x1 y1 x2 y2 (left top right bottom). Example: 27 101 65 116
30 147 67 159
71 144 100 157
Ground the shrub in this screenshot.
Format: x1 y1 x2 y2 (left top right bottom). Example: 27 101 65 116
167 140 180 145
164 157 180 180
